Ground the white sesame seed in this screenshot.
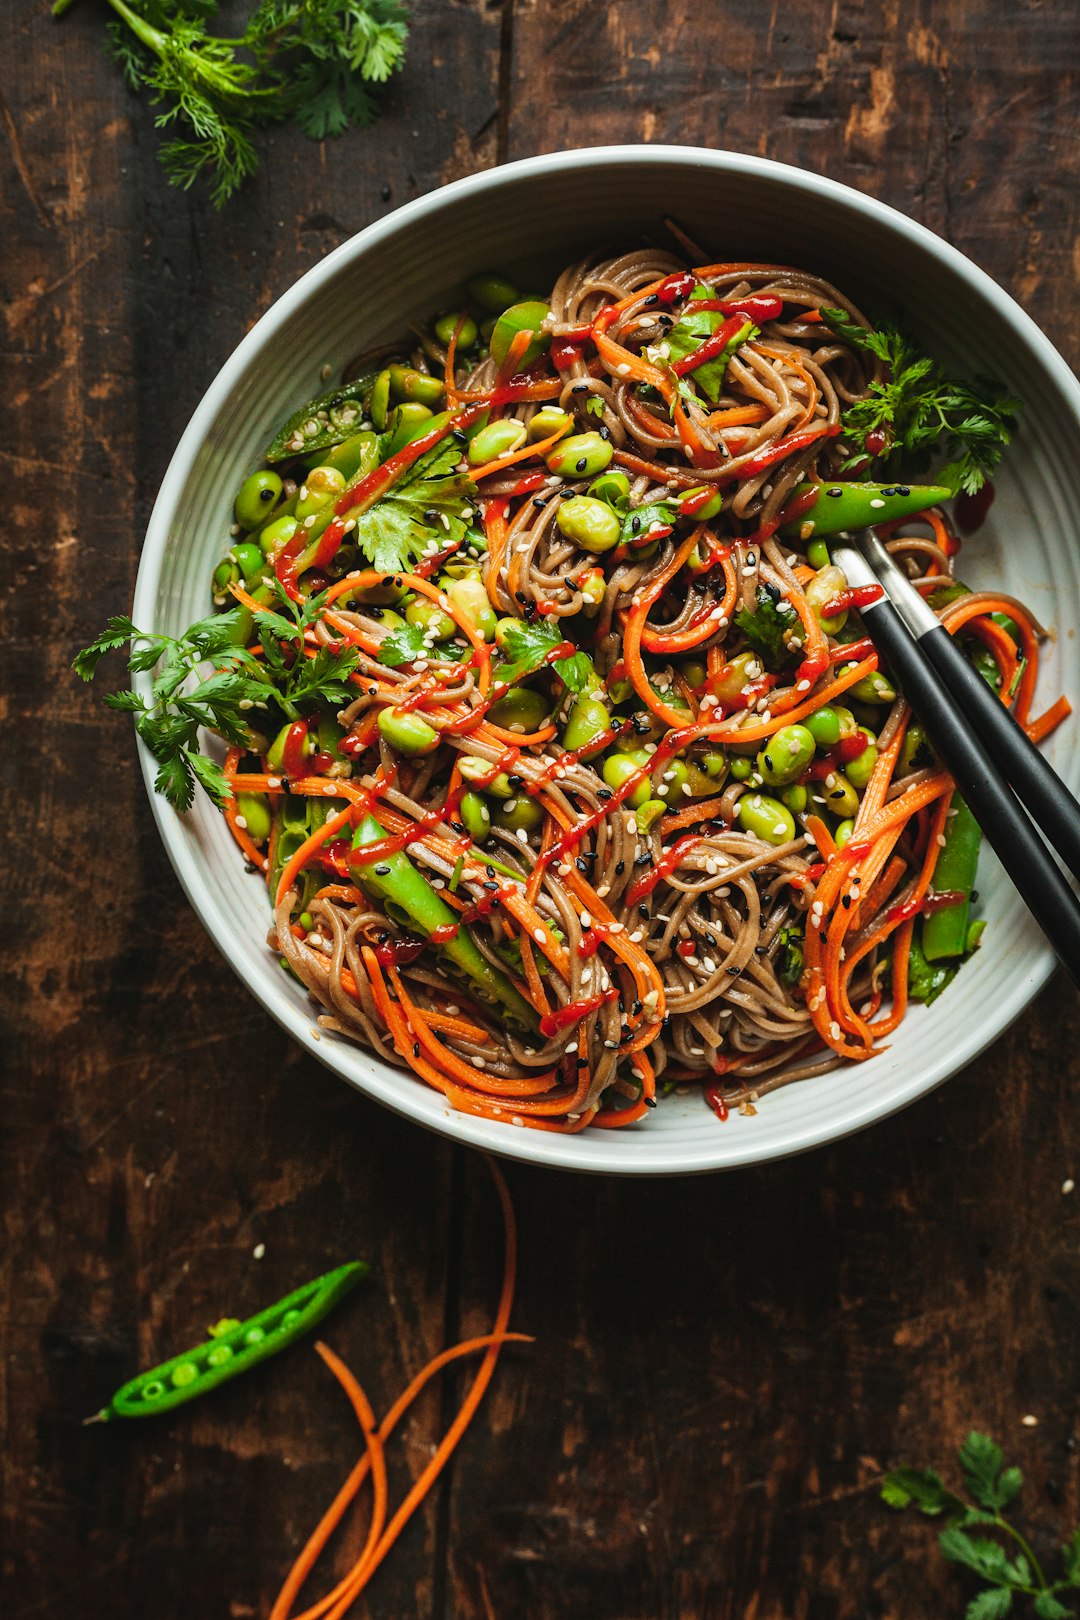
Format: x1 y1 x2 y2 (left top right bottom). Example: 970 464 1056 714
253 1243 266 1259
1021 1413 1038 1427
869 498 886 509
1063 1178 1075 1195
235 815 248 830
534 927 545 943
516 827 530 843
580 911 592 929
472 1056 487 1069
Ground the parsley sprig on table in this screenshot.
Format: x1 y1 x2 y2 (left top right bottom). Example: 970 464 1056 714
883 1430 1080 1617
822 308 1020 496
73 586 359 810
54 0 410 207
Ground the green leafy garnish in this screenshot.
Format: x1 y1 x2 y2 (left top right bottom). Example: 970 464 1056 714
376 622 428 668
73 586 359 811
821 307 1019 496
55 0 410 208
585 395 605 419
496 619 597 695
883 1431 1080 1617
351 439 475 576
775 924 804 987
658 286 758 403
733 586 799 669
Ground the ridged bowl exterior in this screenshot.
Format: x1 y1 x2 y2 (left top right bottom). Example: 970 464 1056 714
132 147 1080 1174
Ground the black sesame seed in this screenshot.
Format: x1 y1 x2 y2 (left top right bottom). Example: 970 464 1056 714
260 486 274 502
645 1096 658 1108
615 859 625 875
644 294 659 306
413 1042 420 1058
631 516 642 534
482 880 500 892
728 965 741 975
898 485 911 496
598 426 611 441
634 850 651 866
508 774 525 788
827 487 843 497
374 864 391 875
576 857 590 873
829 789 846 800
576 459 588 472
597 788 613 801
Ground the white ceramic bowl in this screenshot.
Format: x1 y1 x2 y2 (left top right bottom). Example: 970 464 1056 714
133 145 1080 1174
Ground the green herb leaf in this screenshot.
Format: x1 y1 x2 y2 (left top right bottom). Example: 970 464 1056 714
821 307 1019 495
1033 1594 1074 1619
960 1433 1015 1511
774 924 805 989
496 618 597 695
377 622 430 668
881 1467 967 1518
658 287 758 403
1063 1526 1080 1585
966 1591 1014 1620
939 1528 1024 1586
350 439 475 576
734 587 800 669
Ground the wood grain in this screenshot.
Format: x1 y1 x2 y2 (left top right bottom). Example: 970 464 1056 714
1 2 1078 1617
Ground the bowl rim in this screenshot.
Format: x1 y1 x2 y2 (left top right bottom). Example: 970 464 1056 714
132 143 1078 1175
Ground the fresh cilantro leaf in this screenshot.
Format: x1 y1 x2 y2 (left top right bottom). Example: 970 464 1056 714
774 924 805 988
966 1591 1014 1620
821 307 1019 494
881 1466 967 1518
377 622 430 668
734 586 799 669
496 619 597 695
585 395 605 419
620 501 679 546
185 748 233 808
73 616 141 680
351 439 476 576
659 286 758 403
939 1528 1025 1586
960 1433 1014 1511
1033 1594 1074 1619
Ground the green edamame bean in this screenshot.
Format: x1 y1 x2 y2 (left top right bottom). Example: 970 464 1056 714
655 761 691 804
170 1362 199 1389
489 301 551 371
386 403 434 456
297 913 314 933
527 406 572 442
805 565 849 634
467 419 527 465
805 539 830 571
493 796 545 834
635 799 667 834
678 659 708 690
350 575 409 607
729 755 754 782
458 758 513 798
443 575 496 639
844 733 879 790
782 784 808 814
258 513 300 560
556 495 620 553
235 469 283 530
602 753 651 808
406 597 456 640
578 567 606 607
232 541 267 585
460 791 492 844
212 556 240 596
805 705 842 747
562 693 611 753
833 705 858 738
757 723 816 786
821 772 860 818
434 312 478 349
588 470 632 511
237 793 272 843
468 272 519 312
545 432 614 480
486 687 550 733
388 366 445 408
377 706 440 757
370 369 392 432
834 818 855 848
845 668 897 704
702 752 728 778
736 793 797 845
712 651 763 704
899 722 935 775
296 465 346 520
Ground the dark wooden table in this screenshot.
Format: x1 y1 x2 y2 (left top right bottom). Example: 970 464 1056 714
4 3 1080 1615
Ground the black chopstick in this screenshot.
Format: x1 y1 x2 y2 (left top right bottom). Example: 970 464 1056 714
831 537 1080 988
858 528 1080 882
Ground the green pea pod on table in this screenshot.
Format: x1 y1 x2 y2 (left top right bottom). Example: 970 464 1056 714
778 481 952 540
90 1261 367 1422
266 371 380 463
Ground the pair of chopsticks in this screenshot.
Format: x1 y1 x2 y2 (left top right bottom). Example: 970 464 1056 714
830 529 1080 990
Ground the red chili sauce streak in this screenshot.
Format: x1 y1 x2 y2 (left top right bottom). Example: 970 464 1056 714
820 584 885 618
280 719 311 778
954 480 995 535
625 834 706 907
671 315 747 378
538 989 618 1040
373 934 427 968
687 294 785 324
886 889 967 925
703 1080 730 1122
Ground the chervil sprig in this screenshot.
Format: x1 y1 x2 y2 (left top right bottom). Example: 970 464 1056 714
53 0 410 208
73 586 359 811
883 1430 1080 1617
822 308 1020 496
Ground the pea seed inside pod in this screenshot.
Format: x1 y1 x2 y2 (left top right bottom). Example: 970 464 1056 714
545 432 614 480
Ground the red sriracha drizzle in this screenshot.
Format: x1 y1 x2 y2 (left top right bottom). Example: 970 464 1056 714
886 889 967 925
654 272 697 305
671 315 748 378
820 584 885 618
625 834 706 906
685 294 785 324
374 934 427 968
538 989 619 1040
703 1079 730 1121
280 719 311 777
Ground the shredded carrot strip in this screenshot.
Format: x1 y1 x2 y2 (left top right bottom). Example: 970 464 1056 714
222 747 267 870
1027 694 1072 743
623 529 704 726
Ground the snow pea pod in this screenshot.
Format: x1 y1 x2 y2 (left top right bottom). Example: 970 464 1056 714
923 793 981 961
266 371 380 463
92 1261 367 1422
779 481 952 540
349 816 537 1031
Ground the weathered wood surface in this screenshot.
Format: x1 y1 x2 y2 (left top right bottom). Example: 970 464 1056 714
2 2 1079 1616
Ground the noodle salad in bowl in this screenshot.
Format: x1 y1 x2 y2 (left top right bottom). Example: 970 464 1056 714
78 227 1070 1141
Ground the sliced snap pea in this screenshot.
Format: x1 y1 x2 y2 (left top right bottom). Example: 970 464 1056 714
805 538 830 570
266 372 378 463
93 1262 367 1421
635 799 667 834
778 481 953 540
370 369 393 433
922 793 980 961
468 272 520 312
385 403 434 456
350 816 536 1029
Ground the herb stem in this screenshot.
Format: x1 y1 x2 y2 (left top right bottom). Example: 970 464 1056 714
995 1513 1047 1592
